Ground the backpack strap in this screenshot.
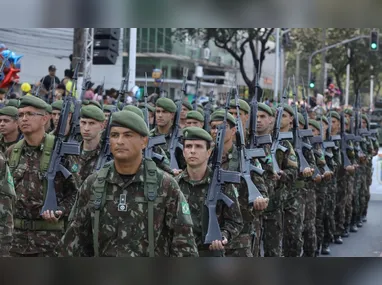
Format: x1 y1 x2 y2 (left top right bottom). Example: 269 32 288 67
144 158 158 257
92 162 112 257
8 139 25 173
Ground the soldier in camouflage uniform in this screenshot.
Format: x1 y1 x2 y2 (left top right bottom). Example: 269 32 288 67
77 105 105 185
186 111 204 128
50 100 74 136
150 98 186 175
320 115 339 255
44 104 55 133
176 126 243 256
0 151 16 257
55 111 198 257
282 105 314 257
102 104 115 125
0 106 21 153
308 119 333 256
179 101 193 129
138 102 155 130
256 103 279 257
226 101 269 257
264 105 299 257
6 96 78 257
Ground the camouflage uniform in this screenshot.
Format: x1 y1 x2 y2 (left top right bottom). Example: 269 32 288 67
77 143 101 186
362 137 376 219
176 166 243 257
0 134 19 154
150 127 186 171
219 146 266 257
323 145 339 249
0 152 16 257
263 140 298 257
6 138 79 257
55 159 199 257
283 145 315 257
344 139 356 233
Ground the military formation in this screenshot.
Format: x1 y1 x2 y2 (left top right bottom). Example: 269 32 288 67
0 68 379 257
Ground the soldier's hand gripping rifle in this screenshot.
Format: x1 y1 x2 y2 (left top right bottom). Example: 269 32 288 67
204 91 241 244
270 78 293 174
168 69 186 169
40 61 82 214
233 87 265 204
143 73 166 163
291 76 313 174
95 105 117 171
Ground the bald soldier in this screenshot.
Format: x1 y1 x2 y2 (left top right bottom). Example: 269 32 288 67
186 111 205 128
55 111 198 257
0 106 21 153
176 126 243 256
6 96 79 257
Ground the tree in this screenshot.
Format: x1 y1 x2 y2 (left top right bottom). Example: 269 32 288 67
173 28 274 100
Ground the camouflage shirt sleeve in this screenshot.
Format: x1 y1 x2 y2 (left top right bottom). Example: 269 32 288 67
218 184 244 242
0 157 16 257
55 174 95 257
163 173 199 257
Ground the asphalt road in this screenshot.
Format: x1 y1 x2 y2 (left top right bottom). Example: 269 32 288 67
321 199 382 257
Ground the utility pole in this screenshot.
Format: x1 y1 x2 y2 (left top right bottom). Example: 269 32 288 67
128 28 137 92
345 48 351 106
320 28 327 93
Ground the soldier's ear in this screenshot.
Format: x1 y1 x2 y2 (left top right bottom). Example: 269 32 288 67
141 136 149 149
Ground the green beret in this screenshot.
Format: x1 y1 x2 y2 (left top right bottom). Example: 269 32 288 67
156 98 177 113
111 111 149 137
197 107 205 117
258 102 273 116
344 108 353 117
81 105 106 122
318 116 329 125
6 99 19 108
362 114 370 124
210 110 236 126
138 102 155 113
123 105 144 119
103 104 116 113
19 95 47 110
186 110 204 122
0 106 18 118
182 126 212 142
298 112 305 126
283 104 294 117
229 99 250 114
328 111 340 121
82 100 102 110
45 104 52 114
270 106 277 117
117 101 124 111
51 100 74 113
309 119 320 131
182 101 193 111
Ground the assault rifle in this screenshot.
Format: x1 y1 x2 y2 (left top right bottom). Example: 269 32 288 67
270 78 293 174
310 116 333 174
291 76 313 173
193 76 201 110
204 91 241 244
233 87 265 204
143 73 166 163
353 92 366 160
41 59 82 214
340 112 353 168
116 72 129 109
203 89 214 133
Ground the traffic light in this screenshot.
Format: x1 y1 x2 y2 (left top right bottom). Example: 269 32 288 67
370 30 379 51
309 77 315 89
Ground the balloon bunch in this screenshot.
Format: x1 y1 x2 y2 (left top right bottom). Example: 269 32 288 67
0 43 23 89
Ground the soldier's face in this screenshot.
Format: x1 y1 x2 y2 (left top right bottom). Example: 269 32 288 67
186 119 203 128
183 140 212 167
17 106 48 135
52 110 61 127
331 118 340 133
155 107 174 127
110 127 148 162
0 115 18 135
281 112 293 130
298 123 304 130
180 105 189 119
322 121 328 139
104 112 111 123
80 118 103 142
256 111 272 134
310 126 320 136
229 108 249 130
210 120 235 144
362 119 367 129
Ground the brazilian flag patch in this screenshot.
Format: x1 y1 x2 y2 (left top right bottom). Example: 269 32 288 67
181 202 191 215
7 169 14 187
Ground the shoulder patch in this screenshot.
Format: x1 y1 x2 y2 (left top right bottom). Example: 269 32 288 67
289 154 297 161
71 163 79 173
181 201 191 215
7 169 14 187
